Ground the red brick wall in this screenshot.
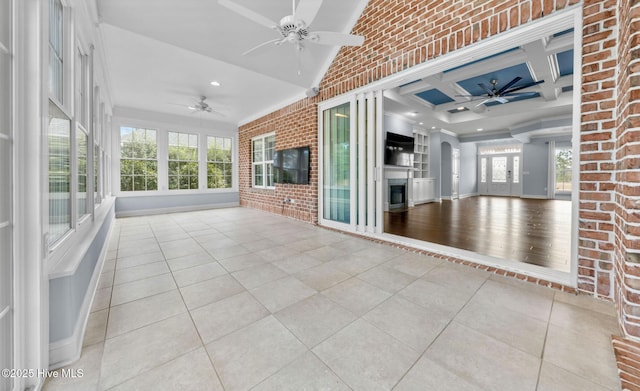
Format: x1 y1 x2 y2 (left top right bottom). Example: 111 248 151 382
578 0 618 298
238 0 615 296
615 0 640 340
239 99 319 223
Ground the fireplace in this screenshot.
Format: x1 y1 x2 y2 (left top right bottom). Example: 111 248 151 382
388 179 408 210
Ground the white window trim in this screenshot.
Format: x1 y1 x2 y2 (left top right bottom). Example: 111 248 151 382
114 119 239 196
205 135 234 190
251 132 275 190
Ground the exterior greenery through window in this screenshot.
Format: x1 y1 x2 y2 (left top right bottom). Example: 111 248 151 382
207 136 232 189
555 146 572 192
48 103 71 245
76 128 88 219
168 131 199 190
120 127 158 191
252 134 275 188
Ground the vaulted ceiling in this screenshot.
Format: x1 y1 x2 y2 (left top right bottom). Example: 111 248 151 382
97 1 575 136
97 0 368 124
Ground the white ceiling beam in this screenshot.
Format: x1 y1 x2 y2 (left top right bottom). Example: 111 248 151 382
545 31 574 54
522 39 559 101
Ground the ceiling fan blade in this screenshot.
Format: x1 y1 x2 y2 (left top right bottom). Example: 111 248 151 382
475 98 492 107
455 95 490 101
502 91 538 97
495 97 509 104
242 38 283 55
308 31 364 46
295 0 323 26
218 0 279 31
478 83 493 96
503 79 545 94
496 76 522 95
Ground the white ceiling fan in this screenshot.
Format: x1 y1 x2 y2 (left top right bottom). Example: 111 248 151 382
218 0 365 74
187 96 224 116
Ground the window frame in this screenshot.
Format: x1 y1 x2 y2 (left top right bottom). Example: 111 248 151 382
206 136 233 189
167 130 199 191
119 126 159 193
114 121 237 196
252 132 275 190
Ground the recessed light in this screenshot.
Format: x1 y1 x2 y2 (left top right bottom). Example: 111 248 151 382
419 122 424 125
210 81 221 87
457 106 466 111
406 112 418 117
431 126 436 129
477 128 483 131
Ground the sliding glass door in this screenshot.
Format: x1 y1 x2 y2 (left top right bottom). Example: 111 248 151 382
319 92 383 233
322 102 352 226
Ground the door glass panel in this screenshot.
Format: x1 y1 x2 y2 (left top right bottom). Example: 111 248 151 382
513 156 520 183
492 157 507 182
323 102 351 224
480 158 487 183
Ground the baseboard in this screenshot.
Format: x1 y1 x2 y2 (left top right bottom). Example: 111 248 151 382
115 201 240 218
459 193 478 199
520 194 549 199
48 222 112 370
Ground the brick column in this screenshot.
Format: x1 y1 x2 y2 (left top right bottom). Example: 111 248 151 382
578 0 619 297
614 0 640 338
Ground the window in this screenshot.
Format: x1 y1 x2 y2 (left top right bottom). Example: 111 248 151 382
168 131 199 190
492 157 507 183
555 146 572 192
48 0 63 103
76 127 88 219
75 48 88 128
480 157 487 183
48 102 71 245
94 143 100 203
513 156 520 184
252 133 275 188
120 127 158 191
207 136 232 189
479 144 522 155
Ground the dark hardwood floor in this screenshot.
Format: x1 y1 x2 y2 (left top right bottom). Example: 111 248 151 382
384 196 572 272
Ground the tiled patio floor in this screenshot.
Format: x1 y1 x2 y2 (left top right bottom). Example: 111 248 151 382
44 207 621 390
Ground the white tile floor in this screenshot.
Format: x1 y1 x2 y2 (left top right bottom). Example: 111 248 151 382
43 207 622 391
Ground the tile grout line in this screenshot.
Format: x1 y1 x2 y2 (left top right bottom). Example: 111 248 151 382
389 276 491 390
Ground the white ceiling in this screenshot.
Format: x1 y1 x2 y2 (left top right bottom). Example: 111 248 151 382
97 0 368 124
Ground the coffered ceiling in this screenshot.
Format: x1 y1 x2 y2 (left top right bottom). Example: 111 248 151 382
384 29 575 138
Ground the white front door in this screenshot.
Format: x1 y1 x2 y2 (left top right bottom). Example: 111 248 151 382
480 154 522 196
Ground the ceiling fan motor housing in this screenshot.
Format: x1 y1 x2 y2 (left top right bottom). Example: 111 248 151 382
279 15 309 41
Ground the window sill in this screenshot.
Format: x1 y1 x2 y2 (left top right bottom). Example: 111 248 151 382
48 197 115 279
116 188 238 198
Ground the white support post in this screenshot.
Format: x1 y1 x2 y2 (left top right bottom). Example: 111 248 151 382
357 94 366 232
366 91 376 233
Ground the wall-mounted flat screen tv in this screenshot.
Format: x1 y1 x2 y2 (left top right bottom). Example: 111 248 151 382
273 146 310 184
384 132 415 167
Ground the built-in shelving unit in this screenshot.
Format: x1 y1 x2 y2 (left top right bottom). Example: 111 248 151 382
411 129 434 205
413 130 429 178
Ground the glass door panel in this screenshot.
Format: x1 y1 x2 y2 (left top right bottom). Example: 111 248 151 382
323 102 351 224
